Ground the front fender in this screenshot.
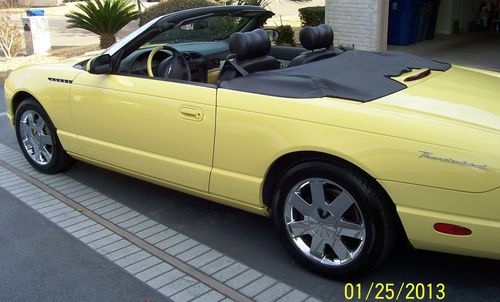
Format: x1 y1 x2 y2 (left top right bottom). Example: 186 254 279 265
5 62 83 134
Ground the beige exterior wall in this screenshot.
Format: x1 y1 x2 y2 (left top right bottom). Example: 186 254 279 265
30 0 63 7
325 0 389 51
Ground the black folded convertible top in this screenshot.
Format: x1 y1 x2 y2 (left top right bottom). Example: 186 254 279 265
219 50 451 102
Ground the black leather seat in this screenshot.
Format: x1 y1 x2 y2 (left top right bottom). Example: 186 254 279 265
218 29 281 83
288 24 336 68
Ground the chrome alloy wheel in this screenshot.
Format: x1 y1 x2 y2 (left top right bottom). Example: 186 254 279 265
19 110 54 165
284 178 366 266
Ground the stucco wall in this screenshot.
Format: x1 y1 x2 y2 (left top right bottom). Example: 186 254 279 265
325 0 389 51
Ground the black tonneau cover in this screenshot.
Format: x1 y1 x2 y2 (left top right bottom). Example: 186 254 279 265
219 51 451 102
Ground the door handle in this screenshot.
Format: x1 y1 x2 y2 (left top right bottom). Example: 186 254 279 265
179 106 203 121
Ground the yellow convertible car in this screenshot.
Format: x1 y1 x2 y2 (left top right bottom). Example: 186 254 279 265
4 6 500 277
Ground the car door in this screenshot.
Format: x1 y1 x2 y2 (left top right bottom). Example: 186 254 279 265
70 72 216 192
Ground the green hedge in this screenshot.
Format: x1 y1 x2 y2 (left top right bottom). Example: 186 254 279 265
234 0 270 6
298 6 325 27
275 25 294 46
139 0 218 26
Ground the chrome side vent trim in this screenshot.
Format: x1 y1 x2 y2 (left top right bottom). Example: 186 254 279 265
48 77 73 84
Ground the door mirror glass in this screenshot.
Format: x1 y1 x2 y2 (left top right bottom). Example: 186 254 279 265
87 54 112 74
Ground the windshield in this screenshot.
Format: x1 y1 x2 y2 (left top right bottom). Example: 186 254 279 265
145 15 251 46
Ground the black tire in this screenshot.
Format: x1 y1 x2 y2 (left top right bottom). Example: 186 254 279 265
14 98 74 174
272 161 398 278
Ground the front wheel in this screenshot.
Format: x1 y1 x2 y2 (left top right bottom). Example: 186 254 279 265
15 98 74 173
272 161 398 278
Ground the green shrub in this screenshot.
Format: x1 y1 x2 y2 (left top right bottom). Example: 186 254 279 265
214 0 233 4
275 24 294 46
337 43 354 51
215 0 270 6
139 0 218 26
298 6 325 27
235 0 270 7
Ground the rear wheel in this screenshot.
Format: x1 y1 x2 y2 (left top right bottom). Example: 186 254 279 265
15 98 74 173
272 161 397 278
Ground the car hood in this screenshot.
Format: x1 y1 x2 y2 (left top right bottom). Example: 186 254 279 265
374 66 500 133
9 55 91 76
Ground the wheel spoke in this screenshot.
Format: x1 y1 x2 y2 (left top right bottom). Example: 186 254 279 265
41 146 52 162
20 122 31 136
309 180 326 206
331 239 352 262
327 191 354 218
34 148 42 162
37 134 52 146
34 118 46 132
289 192 312 216
26 113 35 128
339 220 364 240
23 137 33 149
309 234 325 258
288 219 314 237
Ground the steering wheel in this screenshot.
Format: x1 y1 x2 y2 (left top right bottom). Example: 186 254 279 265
146 45 191 81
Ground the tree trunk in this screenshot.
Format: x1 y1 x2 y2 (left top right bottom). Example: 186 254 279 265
99 34 116 49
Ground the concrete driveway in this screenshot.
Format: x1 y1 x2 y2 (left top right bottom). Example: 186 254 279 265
388 32 500 71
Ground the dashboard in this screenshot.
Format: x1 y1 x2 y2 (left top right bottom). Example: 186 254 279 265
118 42 230 83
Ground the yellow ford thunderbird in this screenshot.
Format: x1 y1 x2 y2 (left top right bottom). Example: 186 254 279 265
4 6 500 277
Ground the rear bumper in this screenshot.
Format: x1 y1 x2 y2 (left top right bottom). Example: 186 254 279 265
381 180 500 260
397 205 500 260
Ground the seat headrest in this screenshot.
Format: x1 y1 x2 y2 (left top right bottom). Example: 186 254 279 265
299 24 334 50
229 29 271 60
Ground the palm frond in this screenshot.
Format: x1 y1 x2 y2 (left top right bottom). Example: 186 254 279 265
65 0 139 36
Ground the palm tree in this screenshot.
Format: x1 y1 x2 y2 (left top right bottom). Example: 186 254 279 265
66 0 140 49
